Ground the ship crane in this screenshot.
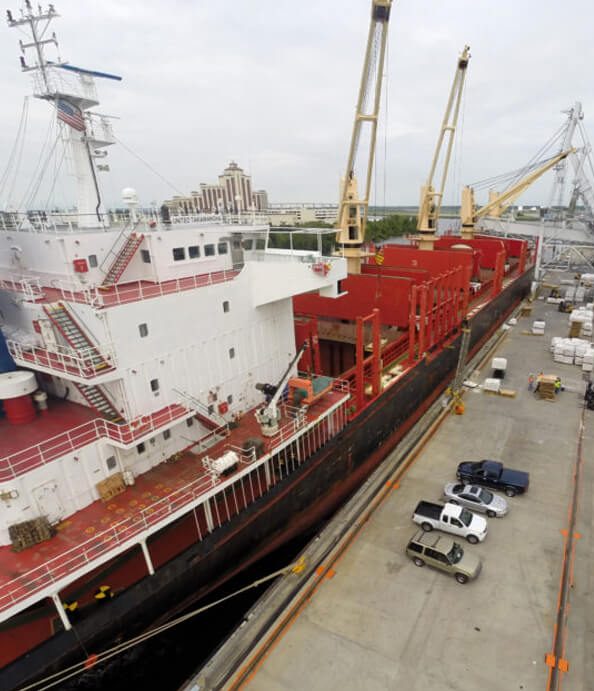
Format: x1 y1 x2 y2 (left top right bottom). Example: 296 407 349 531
334 0 392 275
417 45 470 251
255 342 308 437
460 148 575 241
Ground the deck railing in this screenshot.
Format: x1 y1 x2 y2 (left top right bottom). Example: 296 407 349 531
51 267 242 308
7 339 116 379
0 404 192 482
0 275 44 301
0 391 351 618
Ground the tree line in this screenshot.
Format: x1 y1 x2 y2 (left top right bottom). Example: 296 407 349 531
267 213 417 254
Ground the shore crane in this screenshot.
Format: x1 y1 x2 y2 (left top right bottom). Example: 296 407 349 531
460 148 575 240
334 0 392 275
417 45 470 251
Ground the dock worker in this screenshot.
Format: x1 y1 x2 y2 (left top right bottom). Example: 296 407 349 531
94 585 113 602
528 373 535 391
555 377 562 395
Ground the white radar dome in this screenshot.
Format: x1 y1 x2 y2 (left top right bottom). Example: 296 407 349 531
122 187 139 205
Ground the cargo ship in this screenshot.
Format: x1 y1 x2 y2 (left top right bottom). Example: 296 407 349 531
0 2 533 688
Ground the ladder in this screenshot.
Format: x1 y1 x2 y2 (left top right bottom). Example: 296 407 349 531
73 382 123 423
452 318 472 394
173 389 227 432
44 303 111 372
101 232 144 287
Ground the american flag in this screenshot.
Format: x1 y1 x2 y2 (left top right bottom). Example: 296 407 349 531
56 99 85 131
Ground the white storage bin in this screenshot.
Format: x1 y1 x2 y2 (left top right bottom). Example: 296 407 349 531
483 378 501 393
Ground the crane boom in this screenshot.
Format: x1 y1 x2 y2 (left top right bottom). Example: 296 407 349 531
335 0 392 275
255 341 308 436
417 45 470 251
460 148 575 240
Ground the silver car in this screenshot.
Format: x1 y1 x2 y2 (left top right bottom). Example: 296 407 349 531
443 482 508 518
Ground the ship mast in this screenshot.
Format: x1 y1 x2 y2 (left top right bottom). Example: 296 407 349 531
6 2 121 229
335 0 392 275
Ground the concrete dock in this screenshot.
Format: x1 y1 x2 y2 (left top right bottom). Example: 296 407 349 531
189 289 594 691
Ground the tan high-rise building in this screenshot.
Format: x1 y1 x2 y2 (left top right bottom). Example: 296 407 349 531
219 161 253 212
252 190 269 211
164 161 267 215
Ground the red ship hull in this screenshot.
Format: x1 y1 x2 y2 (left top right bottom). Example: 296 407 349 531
0 264 531 690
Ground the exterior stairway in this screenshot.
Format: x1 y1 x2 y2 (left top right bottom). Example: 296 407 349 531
73 382 124 423
101 232 144 287
43 303 111 373
173 389 227 432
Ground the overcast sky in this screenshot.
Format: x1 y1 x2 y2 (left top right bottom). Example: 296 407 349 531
0 0 592 210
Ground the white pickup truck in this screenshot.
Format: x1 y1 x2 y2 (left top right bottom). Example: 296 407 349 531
412 500 488 544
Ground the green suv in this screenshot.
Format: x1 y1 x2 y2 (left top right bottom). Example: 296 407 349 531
405 530 482 584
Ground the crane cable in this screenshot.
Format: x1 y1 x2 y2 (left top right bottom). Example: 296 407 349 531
470 149 566 193
448 66 467 214
373 32 390 220
382 33 390 211
469 124 567 192
19 561 301 691
113 135 187 198
21 115 60 210
0 96 29 208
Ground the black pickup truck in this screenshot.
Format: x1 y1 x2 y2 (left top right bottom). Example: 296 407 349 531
456 460 529 497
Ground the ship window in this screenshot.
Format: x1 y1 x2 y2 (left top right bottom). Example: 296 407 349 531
242 239 253 250
141 249 151 263
172 247 186 261
137 443 146 454
227 394 233 404
229 347 235 359
232 238 241 249
105 455 117 471
186 418 194 427
217 242 228 255
163 429 171 440
138 323 148 338
204 244 215 257
88 254 98 268
150 378 160 393
188 245 200 259
256 238 266 250
223 300 230 313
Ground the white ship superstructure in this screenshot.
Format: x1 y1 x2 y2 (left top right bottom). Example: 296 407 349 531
0 218 346 535
0 2 347 634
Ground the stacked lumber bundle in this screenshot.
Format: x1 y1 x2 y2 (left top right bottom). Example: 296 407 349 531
9 517 54 552
96 472 126 502
536 375 557 401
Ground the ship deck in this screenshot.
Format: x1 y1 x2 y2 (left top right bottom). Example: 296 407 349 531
193 286 594 691
0 386 348 616
1 267 239 309
0 399 97 459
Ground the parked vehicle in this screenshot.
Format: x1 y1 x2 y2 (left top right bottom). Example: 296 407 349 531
405 530 482 584
456 460 529 496
412 500 487 543
443 483 508 517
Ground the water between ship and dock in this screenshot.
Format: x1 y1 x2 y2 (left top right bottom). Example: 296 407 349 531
192 289 594 691
53 294 516 690
58 290 593 691
51 533 308 690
